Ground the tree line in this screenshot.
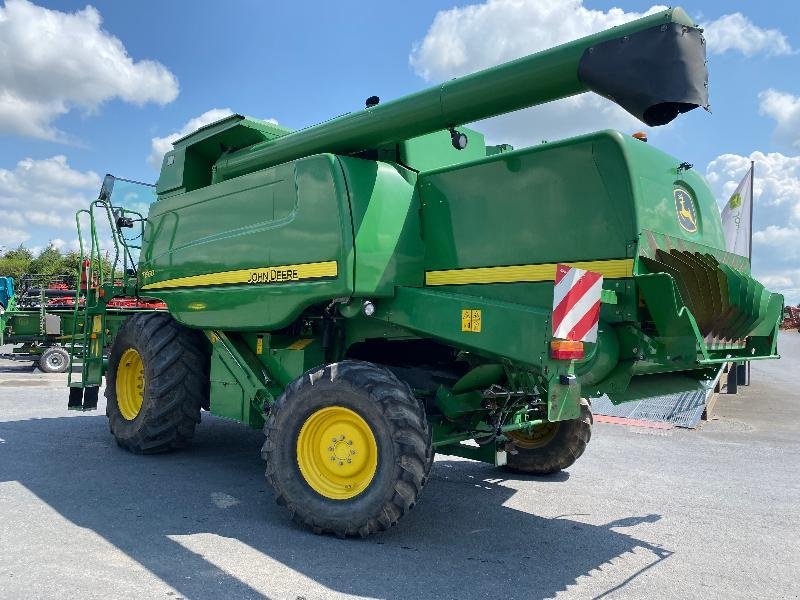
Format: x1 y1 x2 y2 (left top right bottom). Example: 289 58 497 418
0 244 126 290
0 245 82 282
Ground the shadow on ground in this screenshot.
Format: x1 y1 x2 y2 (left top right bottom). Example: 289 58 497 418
0 413 671 599
0 362 37 374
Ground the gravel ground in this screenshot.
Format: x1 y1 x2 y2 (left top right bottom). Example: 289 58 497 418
0 334 798 600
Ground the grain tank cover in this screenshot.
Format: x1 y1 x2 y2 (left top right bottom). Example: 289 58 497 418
577 22 708 126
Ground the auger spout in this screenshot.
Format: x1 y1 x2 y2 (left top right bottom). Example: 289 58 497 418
213 7 707 182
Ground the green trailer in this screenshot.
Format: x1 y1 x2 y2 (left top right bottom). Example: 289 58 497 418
66 8 781 537
0 277 84 372
0 287 153 373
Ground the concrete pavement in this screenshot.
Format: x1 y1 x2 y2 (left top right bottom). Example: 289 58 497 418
0 334 798 599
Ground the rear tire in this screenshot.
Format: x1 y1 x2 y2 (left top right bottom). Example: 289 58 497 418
105 312 209 454
263 360 432 537
504 399 592 475
39 346 69 373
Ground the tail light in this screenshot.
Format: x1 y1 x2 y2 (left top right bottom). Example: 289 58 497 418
550 339 584 360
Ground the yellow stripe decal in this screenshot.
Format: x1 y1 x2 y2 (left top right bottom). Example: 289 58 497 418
286 338 315 350
425 258 633 286
142 260 338 290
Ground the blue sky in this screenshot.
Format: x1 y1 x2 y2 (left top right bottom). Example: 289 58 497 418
1 0 799 302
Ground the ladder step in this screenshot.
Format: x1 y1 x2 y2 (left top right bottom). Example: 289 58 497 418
67 386 100 411
67 387 83 409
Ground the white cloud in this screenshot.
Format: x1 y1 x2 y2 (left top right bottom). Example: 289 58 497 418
758 269 800 308
753 225 800 259
759 89 800 150
4 211 26 228
706 152 800 210
147 108 234 169
410 0 668 81
0 0 179 141
148 110 280 170
24 211 69 228
0 226 31 248
706 151 800 305
760 273 793 289
49 237 81 252
702 13 794 57
0 155 100 248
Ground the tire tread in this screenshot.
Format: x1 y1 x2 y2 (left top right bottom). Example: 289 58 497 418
262 360 433 537
505 399 593 475
106 313 208 454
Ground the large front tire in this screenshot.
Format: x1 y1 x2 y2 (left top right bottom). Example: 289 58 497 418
504 399 592 475
105 312 209 454
262 360 432 537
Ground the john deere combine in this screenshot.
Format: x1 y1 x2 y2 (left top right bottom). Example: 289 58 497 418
67 8 782 537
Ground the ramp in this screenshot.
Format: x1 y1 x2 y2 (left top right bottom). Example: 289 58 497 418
592 389 710 428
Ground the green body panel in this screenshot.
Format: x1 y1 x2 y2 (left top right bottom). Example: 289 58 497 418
397 127 486 172
206 331 272 427
142 154 355 330
379 287 551 367
339 157 424 296
418 132 638 322
420 133 634 271
208 330 325 428
616 136 725 247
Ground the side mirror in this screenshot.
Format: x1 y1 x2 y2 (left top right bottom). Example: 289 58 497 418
116 216 134 230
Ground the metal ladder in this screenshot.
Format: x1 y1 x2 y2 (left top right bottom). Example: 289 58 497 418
67 197 144 410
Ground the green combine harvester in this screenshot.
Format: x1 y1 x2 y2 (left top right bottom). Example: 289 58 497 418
66 8 782 537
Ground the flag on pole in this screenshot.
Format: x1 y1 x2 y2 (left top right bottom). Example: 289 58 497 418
720 165 753 257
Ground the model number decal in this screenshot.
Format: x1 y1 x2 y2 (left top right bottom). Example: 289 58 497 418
140 269 155 279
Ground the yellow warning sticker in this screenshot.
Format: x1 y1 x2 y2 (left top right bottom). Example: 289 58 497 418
471 310 482 332
461 309 482 332
255 337 263 355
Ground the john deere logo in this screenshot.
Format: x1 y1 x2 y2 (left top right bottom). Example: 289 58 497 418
729 192 742 209
674 188 698 233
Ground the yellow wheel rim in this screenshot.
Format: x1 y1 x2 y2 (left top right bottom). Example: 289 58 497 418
296 406 378 500
507 422 559 449
116 348 144 420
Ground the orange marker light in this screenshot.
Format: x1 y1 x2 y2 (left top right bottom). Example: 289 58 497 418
550 339 584 360
632 131 648 142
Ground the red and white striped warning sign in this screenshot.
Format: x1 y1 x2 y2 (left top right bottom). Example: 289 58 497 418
552 264 603 343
